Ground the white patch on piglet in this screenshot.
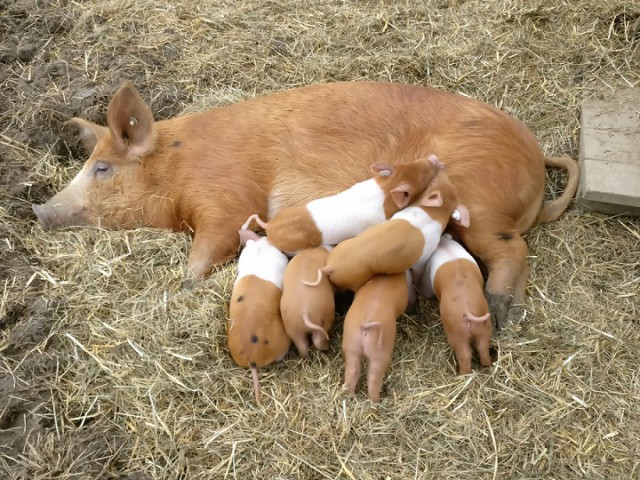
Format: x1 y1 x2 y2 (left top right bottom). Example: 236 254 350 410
236 237 289 289
391 206 444 279
306 179 386 245
420 234 478 297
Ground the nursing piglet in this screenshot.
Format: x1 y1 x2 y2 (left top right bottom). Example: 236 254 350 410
418 234 492 374
342 272 410 402
244 156 444 253
228 229 291 404
307 169 469 292
280 246 335 357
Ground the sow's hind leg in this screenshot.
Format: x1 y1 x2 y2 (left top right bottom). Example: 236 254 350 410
457 211 529 330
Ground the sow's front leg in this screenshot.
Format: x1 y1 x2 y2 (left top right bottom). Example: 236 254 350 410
180 176 270 287
182 222 242 289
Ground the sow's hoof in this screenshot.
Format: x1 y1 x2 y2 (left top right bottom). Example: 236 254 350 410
486 291 511 331
181 277 197 291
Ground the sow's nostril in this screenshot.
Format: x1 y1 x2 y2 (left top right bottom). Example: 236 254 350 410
32 204 52 230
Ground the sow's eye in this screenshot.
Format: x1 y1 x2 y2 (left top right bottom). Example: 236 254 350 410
93 161 112 178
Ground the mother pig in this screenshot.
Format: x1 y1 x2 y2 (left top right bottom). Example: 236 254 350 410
32 81 578 327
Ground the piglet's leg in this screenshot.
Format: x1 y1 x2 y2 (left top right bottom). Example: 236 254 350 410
292 336 310 358
451 340 473 375
475 335 493 368
366 358 390 403
311 330 330 350
472 328 491 367
342 350 361 394
183 226 240 288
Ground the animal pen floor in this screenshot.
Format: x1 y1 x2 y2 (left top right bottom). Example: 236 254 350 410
0 0 639 478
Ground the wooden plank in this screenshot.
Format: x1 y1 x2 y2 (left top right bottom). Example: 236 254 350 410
578 88 640 216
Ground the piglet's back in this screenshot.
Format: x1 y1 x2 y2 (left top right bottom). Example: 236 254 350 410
228 275 288 368
354 273 410 320
325 218 425 291
433 260 485 308
236 236 289 287
264 205 323 253
426 235 478 296
228 236 291 369
282 247 334 313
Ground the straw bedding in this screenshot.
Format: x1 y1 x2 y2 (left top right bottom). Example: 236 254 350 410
1 0 639 478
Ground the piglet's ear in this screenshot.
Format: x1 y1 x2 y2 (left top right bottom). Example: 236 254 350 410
370 162 395 177
107 81 156 158
66 118 109 153
390 183 412 209
451 204 470 227
420 190 443 208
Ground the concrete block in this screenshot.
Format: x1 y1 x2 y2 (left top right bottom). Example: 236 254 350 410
578 88 640 216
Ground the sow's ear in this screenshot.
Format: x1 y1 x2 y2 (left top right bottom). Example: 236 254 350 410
106 81 156 158
66 118 109 153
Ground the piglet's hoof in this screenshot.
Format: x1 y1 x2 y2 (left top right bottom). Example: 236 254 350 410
341 383 356 395
486 290 511 331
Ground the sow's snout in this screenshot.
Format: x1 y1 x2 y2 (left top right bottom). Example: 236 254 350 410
32 199 89 230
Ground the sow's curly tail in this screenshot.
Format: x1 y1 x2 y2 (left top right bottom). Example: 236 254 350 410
536 155 580 224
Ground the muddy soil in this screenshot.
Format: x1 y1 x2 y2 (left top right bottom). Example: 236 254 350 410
0 0 131 474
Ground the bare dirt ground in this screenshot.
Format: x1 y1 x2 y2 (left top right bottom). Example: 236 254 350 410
1 0 639 478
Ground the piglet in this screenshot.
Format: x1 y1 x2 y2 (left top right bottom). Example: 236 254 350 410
418 233 492 374
306 169 469 292
227 229 291 404
342 272 410 402
244 156 444 253
280 246 336 357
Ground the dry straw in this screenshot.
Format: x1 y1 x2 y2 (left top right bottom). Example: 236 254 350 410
1 0 639 478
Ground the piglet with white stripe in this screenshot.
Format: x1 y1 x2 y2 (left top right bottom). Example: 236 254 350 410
228 229 291 404
305 168 469 292
243 156 444 254
418 233 492 374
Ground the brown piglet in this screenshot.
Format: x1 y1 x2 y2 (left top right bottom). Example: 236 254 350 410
342 272 410 402
244 156 444 254
418 234 492 374
228 229 291 404
280 246 336 357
